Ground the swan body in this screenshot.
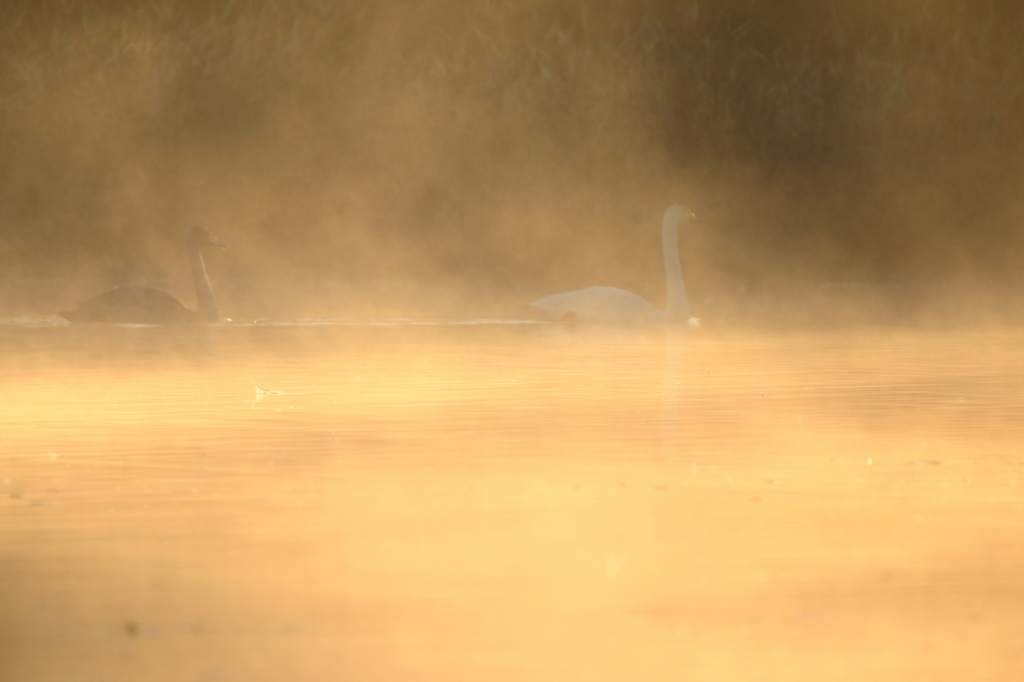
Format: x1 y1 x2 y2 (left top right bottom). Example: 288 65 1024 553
529 204 696 322
530 286 659 322
60 227 226 324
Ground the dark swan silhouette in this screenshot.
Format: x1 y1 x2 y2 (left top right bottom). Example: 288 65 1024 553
528 204 698 322
60 227 226 324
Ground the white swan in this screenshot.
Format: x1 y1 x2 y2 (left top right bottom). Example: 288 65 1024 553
528 204 697 322
60 227 226 324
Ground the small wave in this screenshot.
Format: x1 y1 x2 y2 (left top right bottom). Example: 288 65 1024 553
0 316 544 328
245 318 542 327
0 316 69 327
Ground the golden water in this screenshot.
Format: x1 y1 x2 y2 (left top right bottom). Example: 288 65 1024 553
2 322 1023 681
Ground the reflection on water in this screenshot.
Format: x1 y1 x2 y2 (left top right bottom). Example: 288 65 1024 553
2 321 1023 681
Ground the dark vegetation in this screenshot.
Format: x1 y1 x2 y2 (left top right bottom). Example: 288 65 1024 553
1 0 1023 317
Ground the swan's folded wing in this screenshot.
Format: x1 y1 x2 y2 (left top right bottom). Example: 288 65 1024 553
62 285 193 324
529 286 658 322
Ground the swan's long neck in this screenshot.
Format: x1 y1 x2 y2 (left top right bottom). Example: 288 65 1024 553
662 217 689 320
187 240 219 321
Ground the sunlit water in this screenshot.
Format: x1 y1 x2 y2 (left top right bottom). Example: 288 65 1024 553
2 320 1023 681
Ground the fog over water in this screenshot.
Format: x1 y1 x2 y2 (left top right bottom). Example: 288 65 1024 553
2 1 1024 680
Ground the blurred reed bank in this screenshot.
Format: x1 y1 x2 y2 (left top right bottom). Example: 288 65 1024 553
0 0 1022 321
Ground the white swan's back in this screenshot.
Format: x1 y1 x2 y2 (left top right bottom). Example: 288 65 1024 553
529 287 658 322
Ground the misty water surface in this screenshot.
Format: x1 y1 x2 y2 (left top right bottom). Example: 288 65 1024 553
2 321 1023 681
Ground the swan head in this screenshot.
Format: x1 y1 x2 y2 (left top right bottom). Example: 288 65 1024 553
188 226 227 249
663 204 698 226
